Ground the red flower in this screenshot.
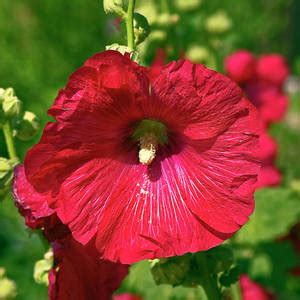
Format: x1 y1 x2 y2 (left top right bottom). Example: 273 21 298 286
255 133 281 189
49 237 128 300
224 50 256 84
13 165 128 300
147 49 167 81
18 50 260 263
256 54 289 85
240 275 275 300
245 84 288 125
225 51 289 127
114 294 142 300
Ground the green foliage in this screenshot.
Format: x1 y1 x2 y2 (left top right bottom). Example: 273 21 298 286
236 188 300 245
236 241 300 299
120 244 237 299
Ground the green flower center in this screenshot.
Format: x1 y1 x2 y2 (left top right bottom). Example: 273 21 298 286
132 119 167 165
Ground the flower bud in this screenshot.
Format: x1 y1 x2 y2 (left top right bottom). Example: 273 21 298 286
103 0 127 17
0 158 15 199
205 11 232 34
133 13 150 45
33 249 53 286
14 111 40 141
174 0 202 11
0 268 17 299
1 88 23 119
156 13 179 27
186 45 210 63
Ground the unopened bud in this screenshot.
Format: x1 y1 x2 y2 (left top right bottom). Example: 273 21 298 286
0 158 15 199
1 88 23 118
103 0 127 17
186 45 210 63
133 13 150 45
174 0 202 11
33 249 53 286
14 111 40 141
0 268 17 299
205 11 232 34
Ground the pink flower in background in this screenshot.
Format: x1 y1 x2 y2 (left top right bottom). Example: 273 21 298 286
114 294 142 300
225 50 289 189
255 133 281 189
240 275 275 300
13 165 128 300
16 50 260 263
225 50 256 84
256 54 289 85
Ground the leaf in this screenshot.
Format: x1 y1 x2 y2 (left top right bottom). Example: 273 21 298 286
236 241 300 298
117 260 207 300
235 188 300 244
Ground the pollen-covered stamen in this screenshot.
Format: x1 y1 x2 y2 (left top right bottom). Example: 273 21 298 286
132 119 168 166
139 133 158 165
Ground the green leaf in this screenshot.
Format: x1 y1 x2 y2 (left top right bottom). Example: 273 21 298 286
235 188 300 244
117 260 207 300
235 241 300 298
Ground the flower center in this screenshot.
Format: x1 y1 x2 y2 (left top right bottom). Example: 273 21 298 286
132 119 167 165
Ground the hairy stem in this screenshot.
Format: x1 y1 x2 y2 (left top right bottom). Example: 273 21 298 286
2 121 18 160
125 0 136 49
230 281 242 300
197 254 221 300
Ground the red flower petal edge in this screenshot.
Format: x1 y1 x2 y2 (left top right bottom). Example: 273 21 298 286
13 165 129 300
17 50 261 263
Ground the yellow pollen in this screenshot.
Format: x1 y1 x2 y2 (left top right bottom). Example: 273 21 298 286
139 134 158 165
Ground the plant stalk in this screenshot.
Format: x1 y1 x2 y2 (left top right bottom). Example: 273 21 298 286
125 0 136 50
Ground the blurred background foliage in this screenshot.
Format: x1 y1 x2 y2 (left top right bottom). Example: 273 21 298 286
0 0 299 299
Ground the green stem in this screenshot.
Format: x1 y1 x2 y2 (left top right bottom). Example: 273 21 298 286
230 281 242 300
125 0 136 49
2 121 18 160
197 254 221 300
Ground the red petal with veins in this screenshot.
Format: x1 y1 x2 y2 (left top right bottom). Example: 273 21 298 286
18 51 261 263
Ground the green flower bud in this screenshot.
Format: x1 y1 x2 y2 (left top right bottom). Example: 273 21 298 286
148 30 167 42
133 13 150 45
186 45 210 63
156 13 179 27
103 0 127 17
0 268 17 299
0 158 16 200
205 11 232 34
14 111 40 141
136 2 157 24
105 43 139 62
174 0 202 11
33 249 53 286
1 88 23 118
150 255 191 286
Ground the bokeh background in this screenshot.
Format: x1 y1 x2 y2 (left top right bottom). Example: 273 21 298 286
0 0 300 299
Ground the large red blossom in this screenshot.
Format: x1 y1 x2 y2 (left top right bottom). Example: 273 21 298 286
239 275 275 300
13 165 129 300
17 50 260 263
